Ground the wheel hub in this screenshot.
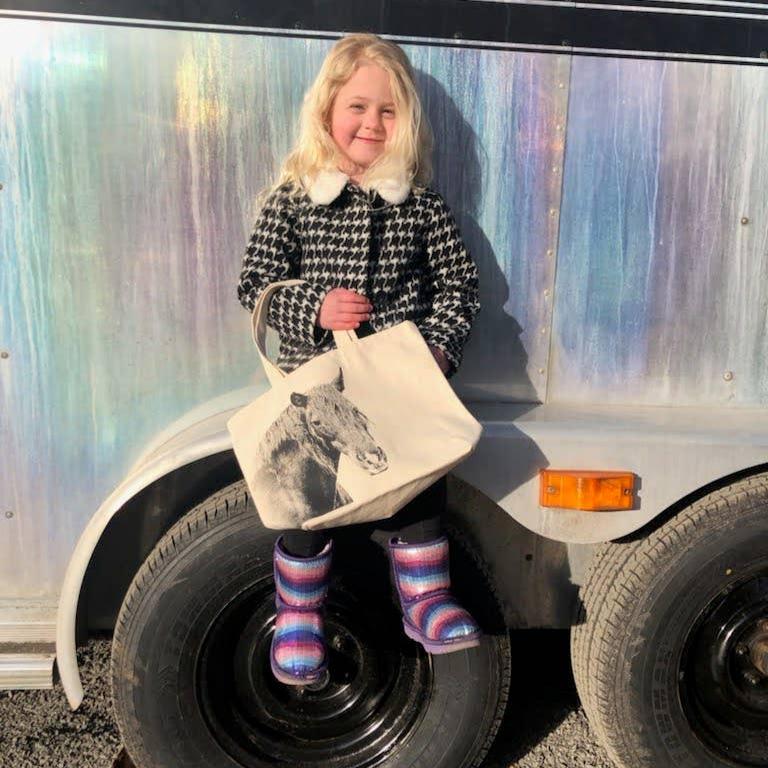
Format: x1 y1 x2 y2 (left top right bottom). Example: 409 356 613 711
681 573 768 765
746 622 768 677
196 576 432 767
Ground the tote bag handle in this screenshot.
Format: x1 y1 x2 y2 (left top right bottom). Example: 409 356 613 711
251 279 358 387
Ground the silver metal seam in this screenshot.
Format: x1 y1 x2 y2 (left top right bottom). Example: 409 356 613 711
543 55 574 405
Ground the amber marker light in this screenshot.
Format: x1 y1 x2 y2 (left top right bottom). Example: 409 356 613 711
539 470 635 511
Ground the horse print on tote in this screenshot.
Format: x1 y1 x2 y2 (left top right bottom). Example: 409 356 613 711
254 368 388 527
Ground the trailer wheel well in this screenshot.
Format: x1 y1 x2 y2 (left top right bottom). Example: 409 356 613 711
77 450 243 642
617 460 768 544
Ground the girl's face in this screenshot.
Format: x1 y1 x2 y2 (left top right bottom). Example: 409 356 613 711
329 63 397 179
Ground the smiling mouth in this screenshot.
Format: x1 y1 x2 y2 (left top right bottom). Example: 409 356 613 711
356 137 383 143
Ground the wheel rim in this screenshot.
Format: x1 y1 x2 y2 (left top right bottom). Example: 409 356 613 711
680 568 768 766
195 573 432 767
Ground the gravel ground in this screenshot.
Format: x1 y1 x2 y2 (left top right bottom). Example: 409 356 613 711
0 637 121 768
0 630 615 768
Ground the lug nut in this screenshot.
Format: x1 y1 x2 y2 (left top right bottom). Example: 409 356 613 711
743 670 762 686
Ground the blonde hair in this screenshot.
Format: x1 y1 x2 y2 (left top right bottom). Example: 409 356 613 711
261 33 432 204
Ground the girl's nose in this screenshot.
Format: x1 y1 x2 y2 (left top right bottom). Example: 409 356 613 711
364 110 384 131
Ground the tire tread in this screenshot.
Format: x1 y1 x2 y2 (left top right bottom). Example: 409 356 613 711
571 473 768 768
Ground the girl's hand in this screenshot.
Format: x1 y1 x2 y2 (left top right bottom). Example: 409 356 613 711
317 287 372 331
429 345 451 375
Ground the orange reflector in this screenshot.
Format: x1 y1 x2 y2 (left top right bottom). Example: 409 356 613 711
539 470 635 511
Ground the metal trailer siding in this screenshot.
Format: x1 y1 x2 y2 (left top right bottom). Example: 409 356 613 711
0 23 566 598
1 15 767 607
553 55 768 404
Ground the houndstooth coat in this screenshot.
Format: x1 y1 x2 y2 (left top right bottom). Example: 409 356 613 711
236 169 481 379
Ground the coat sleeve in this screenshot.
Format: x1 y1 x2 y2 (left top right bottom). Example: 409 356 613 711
236 189 332 348
416 194 481 378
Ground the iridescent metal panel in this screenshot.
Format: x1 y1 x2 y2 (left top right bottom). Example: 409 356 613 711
0 19 563 597
412 46 568 402
551 56 768 405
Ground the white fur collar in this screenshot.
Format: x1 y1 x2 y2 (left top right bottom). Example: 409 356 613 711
303 169 411 206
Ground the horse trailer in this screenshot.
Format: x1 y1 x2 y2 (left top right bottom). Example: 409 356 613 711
1 2 767 767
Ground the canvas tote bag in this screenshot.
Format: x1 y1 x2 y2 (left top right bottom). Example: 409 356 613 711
227 278 483 531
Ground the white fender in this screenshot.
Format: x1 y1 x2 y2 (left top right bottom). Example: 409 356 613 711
56 386 264 710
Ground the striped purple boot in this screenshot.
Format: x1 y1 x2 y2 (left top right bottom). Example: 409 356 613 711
270 536 332 686
388 535 481 654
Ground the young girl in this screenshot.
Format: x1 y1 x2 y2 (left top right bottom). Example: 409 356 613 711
237 33 482 688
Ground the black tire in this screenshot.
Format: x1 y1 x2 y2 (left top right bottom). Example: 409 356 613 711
572 473 768 768
111 480 510 768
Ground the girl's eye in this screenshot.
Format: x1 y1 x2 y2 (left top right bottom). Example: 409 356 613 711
383 109 395 116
